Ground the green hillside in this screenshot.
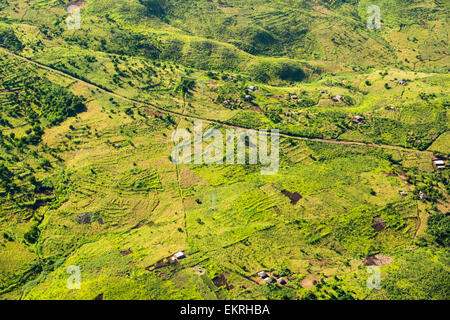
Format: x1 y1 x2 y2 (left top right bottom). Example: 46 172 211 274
0 0 448 300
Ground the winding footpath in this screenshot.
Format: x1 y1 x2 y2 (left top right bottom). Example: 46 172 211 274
0 48 431 154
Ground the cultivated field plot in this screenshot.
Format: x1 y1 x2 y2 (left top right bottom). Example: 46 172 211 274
0 0 448 300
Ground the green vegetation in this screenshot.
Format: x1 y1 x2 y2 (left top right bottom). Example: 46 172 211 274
427 213 450 247
0 0 448 300
371 248 449 300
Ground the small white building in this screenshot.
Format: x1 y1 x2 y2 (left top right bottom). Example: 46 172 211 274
257 271 268 278
332 95 343 102
353 115 365 123
433 160 445 169
172 251 186 260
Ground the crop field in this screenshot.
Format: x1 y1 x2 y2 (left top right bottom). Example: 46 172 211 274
0 0 448 302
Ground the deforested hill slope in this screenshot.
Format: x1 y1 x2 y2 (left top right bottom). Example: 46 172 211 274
0 0 448 302
142 0 449 71
1 0 448 81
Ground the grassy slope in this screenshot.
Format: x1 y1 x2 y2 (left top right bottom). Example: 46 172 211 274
0 0 448 300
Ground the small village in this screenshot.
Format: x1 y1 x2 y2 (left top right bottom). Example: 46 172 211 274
255 271 288 286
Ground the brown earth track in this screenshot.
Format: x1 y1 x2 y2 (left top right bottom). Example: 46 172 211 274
0 48 432 154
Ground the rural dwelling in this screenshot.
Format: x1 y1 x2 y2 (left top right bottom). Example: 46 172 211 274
398 80 407 85
433 160 445 169
321 89 328 94
352 115 365 124
432 155 447 170
433 160 446 169
419 191 428 200
290 94 298 100
171 251 186 261
257 271 268 278
263 276 272 283
277 278 287 285
398 191 407 196
332 95 342 102
248 86 257 92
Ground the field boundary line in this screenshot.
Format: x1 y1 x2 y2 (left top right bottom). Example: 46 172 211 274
0 48 432 154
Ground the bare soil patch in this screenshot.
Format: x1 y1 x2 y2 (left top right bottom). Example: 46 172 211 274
77 212 91 224
180 169 206 188
281 190 302 205
120 249 133 256
212 273 232 290
301 275 320 288
363 254 393 266
372 216 386 232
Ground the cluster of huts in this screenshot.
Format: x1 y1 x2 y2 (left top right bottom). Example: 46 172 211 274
242 86 345 106
389 78 408 85
223 98 243 107
222 85 257 106
257 271 287 285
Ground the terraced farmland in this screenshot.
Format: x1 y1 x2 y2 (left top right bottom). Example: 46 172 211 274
0 0 448 301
